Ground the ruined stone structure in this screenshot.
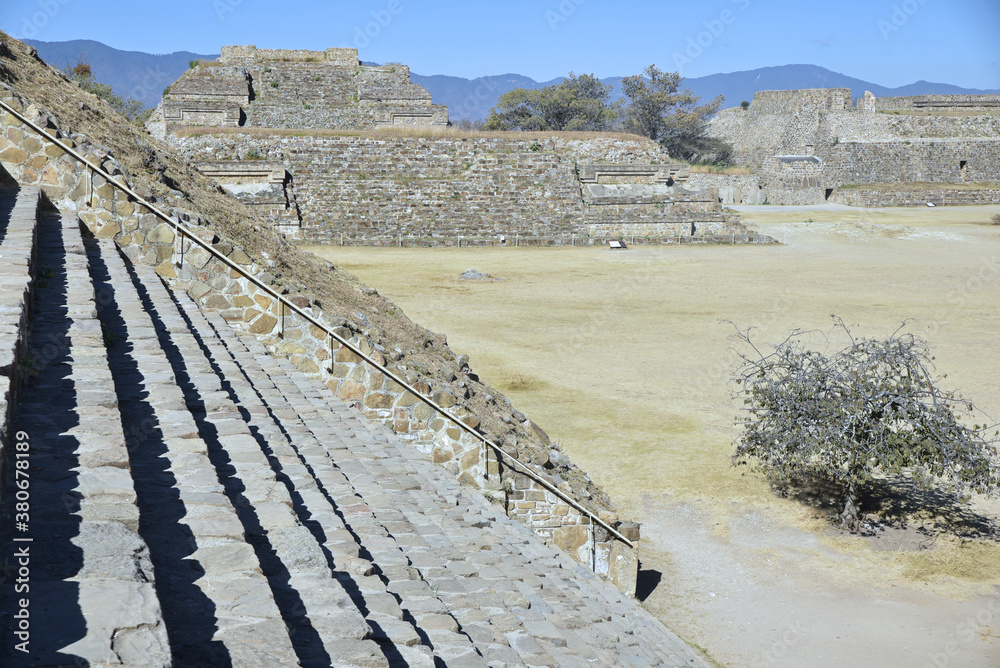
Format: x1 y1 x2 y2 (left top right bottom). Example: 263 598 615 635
162 45 448 133
155 44 768 245
706 88 1000 206
168 131 768 244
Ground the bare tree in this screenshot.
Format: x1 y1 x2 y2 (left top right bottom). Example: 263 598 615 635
730 317 1000 529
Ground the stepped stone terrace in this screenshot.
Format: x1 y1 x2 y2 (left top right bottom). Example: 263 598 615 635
162 45 449 132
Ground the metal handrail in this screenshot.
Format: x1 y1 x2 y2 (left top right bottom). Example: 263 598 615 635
0 96 634 549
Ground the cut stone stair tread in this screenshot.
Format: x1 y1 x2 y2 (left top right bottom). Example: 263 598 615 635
192 303 705 666
2 209 170 668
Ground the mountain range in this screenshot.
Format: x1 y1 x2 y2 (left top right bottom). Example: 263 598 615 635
24 38 1000 120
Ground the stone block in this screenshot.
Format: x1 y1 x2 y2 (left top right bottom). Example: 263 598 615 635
143 224 175 245
553 524 589 555
0 146 29 164
459 446 481 472
395 391 420 407
96 221 122 239
364 393 394 409
335 346 362 364
293 357 319 374
154 261 177 278
337 380 366 402
203 295 231 310
432 390 457 408
248 313 278 334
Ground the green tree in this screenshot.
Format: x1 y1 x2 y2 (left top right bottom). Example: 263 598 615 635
731 318 1000 529
485 72 621 132
64 56 152 126
621 65 726 161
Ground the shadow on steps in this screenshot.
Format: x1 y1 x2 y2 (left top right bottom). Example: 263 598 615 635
86 238 233 667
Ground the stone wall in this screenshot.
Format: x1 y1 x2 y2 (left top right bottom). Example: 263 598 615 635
170 132 766 245
220 45 360 66
163 45 448 132
872 94 1000 113
830 184 1000 207
708 88 1000 205
685 173 765 204
826 139 1000 185
746 88 853 114
0 87 641 593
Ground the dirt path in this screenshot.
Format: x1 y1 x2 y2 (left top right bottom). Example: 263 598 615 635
304 205 1000 667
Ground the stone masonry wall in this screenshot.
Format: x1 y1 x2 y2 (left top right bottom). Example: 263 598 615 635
747 88 853 114
0 87 640 593
685 173 765 205
872 94 1000 112
164 46 448 132
830 184 1000 207
708 89 1000 205
171 132 764 245
826 139 1000 185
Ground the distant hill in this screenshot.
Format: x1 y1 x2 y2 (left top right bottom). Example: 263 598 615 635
25 39 1000 119
674 64 1000 112
25 39 217 109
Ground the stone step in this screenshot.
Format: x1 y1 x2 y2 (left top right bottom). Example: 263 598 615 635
2 211 170 667
252 336 709 666
87 238 386 668
186 300 708 666
0 187 40 454
86 238 318 667
162 276 459 667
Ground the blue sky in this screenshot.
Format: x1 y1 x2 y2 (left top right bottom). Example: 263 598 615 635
1 0 998 88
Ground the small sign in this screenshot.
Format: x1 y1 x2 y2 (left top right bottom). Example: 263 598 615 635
609 240 628 250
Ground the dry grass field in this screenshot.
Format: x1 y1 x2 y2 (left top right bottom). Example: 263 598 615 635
304 204 1000 667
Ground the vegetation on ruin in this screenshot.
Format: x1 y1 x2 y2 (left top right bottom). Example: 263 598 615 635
482 65 733 162
484 72 622 132
621 65 729 162
64 57 151 125
730 318 1000 530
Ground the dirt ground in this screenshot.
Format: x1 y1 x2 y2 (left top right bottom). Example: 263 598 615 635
304 205 1000 667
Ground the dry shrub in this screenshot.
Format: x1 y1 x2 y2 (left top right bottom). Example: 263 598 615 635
991 214 1000 226
501 369 544 392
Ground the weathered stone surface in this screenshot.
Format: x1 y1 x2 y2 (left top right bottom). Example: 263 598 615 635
146 223 175 243
248 312 278 334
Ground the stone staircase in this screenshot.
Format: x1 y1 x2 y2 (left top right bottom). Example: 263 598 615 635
0 193 709 667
